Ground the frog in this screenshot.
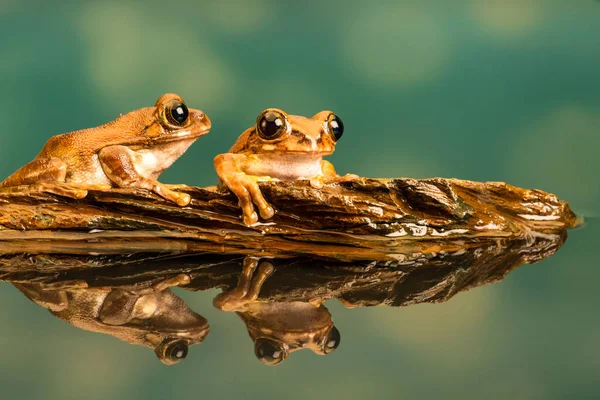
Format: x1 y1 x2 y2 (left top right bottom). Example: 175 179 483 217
0 93 211 206
13 274 209 365
213 258 341 365
214 108 354 225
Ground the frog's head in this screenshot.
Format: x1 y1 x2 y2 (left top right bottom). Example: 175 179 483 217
242 108 344 156
238 302 341 366
95 288 210 365
109 93 211 148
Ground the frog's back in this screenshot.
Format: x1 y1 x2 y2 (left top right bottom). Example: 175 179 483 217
228 128 253 153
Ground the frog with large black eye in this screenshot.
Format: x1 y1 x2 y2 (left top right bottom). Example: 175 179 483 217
0 93 211 206
213 258 341 366
214 108 353 226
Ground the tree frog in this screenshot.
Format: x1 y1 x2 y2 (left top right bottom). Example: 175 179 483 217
213 258 341 365
0 93 211 206
14 274 209 365
214 108 350 225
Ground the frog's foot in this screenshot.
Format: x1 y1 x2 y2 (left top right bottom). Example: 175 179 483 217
1 182 102 200
151 273 191 291
213 258 274 312
164 183 190 190
40 279 89 290
322 173 361 186
152 182 191 206
337 297 358 309
99 145 191 206
310 174 325 189
339 173 361 181
131 273 191 296
223 173 275 226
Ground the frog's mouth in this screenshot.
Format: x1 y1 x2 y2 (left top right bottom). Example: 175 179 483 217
153 111 212 143
154 126 211 143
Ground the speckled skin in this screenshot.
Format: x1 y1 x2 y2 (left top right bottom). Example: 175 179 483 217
0 93 211 206
214 108 342 225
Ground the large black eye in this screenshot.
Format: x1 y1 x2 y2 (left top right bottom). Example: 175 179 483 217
254 338 286 366
323 326 341 354
327 114 344 141
257 110 286 140
166 100 189 126
165 340 189 363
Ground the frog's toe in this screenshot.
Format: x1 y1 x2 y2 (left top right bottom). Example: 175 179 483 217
175 192 191 206
258 205 275 220
244 211 259 226
342 173 360 181
309 175 325 189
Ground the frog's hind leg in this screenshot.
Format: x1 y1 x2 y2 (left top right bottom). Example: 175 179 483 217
0 157 67 188
99 145 191 206
0 157 93 199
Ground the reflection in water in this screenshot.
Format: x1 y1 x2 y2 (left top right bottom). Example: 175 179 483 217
13 274 209 365
0 231 569 366
213 258 340 365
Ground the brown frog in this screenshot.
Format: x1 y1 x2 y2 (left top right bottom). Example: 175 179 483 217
1 93 210 206
214 108 352 225
213 258 340 365
14 274 209 365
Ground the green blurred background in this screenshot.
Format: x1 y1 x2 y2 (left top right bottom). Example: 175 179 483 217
1 1 599 399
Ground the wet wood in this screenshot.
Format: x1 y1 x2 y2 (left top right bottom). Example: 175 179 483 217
1 232 567 308
0 178 579 269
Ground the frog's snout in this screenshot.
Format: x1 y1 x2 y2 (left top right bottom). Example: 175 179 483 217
191 110 211 133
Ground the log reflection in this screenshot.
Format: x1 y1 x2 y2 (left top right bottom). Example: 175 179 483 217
2 231 568 365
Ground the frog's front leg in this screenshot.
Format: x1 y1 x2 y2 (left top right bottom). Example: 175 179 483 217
310 160 359 188
213 257 274 312
214 153 275 226
99 145 191 206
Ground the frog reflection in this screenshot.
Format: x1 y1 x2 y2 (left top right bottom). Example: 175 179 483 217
13 273 209 365
213 258 340 366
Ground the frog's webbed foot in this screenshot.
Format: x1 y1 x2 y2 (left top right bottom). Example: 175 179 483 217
213 258 274 312
215 153 276 226
228 174 275 225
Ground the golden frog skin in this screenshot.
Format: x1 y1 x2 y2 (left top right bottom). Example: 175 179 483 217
213 258 340 365
13 274 209 365
0 93 211 206
214 108 348 225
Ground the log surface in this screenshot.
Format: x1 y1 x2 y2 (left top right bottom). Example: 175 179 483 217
0 178 579 269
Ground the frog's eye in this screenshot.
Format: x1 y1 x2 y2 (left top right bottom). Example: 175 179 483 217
254 338 286 366
323 326 341 354
256 110 286 140
164 340 189 364
165 100 189 126
327 114 344 141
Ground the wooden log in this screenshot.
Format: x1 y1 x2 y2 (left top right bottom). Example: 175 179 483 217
0 178 579 270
